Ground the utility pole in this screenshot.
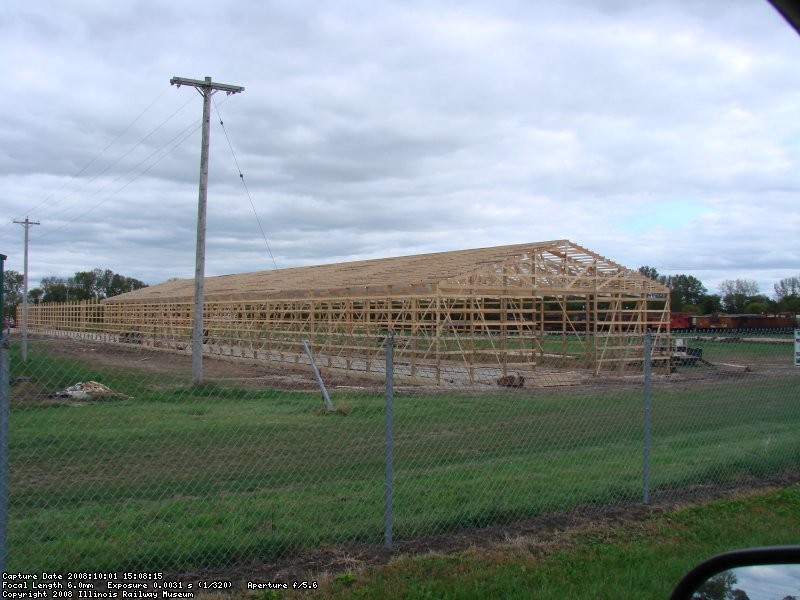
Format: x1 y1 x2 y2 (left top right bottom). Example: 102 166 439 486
13 217 40 363
170 76 244 385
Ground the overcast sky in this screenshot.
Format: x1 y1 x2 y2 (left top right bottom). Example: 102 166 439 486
1 0 799 297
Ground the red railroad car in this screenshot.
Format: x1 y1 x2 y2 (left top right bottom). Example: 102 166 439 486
671 313 797 331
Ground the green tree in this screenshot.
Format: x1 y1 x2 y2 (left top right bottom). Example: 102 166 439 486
774 276 800 300
637 268 715 313
778 296 800 314
39 276 69 303
744 300 768 314
638 265 663 282
639 265 667 285
72 271 99 300
665 274 707 312
107 273 147 297
93 268 114 298
698 294 722 314
27 288 43 305
73 268 146 299
774 275 800 314
743 294 775 315
39 276 82 302
2 269 24 319
34 269 148 303
718 279 760 313
693 569 750 600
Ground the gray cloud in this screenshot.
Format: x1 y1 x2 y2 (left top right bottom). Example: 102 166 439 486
1 0 799 296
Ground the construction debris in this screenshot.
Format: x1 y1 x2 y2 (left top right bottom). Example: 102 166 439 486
54 381 122 399
496 373 525 388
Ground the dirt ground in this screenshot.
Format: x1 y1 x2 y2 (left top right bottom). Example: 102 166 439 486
22 331 791 399
26 333 375 393
17 333 800 586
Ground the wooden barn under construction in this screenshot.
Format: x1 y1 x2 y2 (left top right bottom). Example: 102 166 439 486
28 240 672 384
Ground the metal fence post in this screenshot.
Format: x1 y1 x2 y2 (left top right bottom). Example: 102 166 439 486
384 332 395 549
0 251 8 574
643 330 652 504
0 335 8 576
0 253 5 330
302 339 334 412
0 254 11 576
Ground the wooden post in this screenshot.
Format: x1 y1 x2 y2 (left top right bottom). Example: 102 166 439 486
170 76 244 384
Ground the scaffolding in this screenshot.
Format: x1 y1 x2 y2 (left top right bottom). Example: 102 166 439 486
23 240 671 383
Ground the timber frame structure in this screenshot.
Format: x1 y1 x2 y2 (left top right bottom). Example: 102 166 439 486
25 240 671 383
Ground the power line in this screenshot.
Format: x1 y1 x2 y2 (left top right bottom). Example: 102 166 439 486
29 93 236 241
213 96 279 271
2 88 171 232
41 118 203 238
35 94 199 226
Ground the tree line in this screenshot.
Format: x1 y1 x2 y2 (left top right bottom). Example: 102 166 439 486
638 266 800 315
2 268 148 317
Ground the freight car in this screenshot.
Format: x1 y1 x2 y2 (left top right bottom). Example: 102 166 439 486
670 312 798 333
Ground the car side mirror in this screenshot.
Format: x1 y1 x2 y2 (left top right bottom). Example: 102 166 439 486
670 547 800 600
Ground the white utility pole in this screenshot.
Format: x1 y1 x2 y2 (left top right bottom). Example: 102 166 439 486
13 217 40 362
170 76 244 385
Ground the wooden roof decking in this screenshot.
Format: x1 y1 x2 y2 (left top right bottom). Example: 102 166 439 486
105 239 669 304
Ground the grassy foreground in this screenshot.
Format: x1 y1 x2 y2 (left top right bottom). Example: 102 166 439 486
7 339 800 576
301 484 800 600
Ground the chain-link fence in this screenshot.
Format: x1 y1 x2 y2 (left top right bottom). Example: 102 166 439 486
1 327 798 582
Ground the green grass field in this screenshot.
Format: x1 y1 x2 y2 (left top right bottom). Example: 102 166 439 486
6 338 800 576
309 485 800 599
685 334 794 364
